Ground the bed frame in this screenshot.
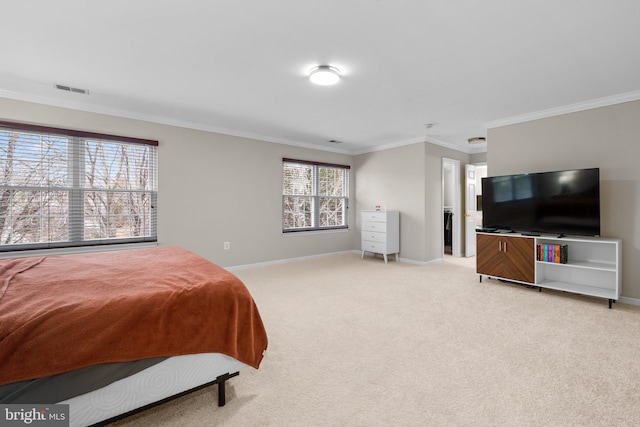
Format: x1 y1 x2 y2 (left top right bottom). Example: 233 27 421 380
62 353 247 427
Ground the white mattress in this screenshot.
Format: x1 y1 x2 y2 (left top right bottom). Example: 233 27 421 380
61 353 247 427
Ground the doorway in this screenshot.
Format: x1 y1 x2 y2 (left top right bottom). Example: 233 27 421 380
442 158 461 257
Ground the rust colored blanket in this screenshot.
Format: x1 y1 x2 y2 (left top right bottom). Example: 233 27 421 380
0 247 268 385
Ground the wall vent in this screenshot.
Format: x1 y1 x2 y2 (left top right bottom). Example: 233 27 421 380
55 84 89 95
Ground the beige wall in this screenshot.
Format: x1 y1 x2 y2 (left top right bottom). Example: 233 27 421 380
0 96 479 268
487 99 640 299
354 142 472 264
0 97 356 267
470 152 487 164
354 143 428 262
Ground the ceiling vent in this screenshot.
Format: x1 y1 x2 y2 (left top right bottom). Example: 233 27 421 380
467 137 486 144
55 84 89 95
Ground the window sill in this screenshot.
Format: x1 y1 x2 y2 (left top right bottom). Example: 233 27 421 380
282 228 350 237
0 242 159 259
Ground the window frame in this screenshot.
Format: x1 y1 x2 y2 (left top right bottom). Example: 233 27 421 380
282 158 350 233
0 120 158 253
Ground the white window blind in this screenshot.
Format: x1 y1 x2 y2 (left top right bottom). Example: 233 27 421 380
282 158 349 232
0 121 157 251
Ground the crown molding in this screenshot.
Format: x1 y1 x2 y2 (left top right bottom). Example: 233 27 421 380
0 89 354 155
351 137 425 155
1 88 483 156
484 90 640 129
425 136 487 155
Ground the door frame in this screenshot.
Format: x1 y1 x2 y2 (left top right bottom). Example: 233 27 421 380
442 158 461 257
464 163 477 257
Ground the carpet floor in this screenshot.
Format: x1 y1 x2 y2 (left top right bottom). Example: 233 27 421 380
109 253 640 426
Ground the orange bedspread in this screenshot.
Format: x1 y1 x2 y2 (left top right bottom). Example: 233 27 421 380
0 246 268 385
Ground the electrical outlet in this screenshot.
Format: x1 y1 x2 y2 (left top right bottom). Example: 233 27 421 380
224 242 230 250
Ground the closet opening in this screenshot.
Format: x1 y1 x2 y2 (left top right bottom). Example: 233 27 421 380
442 158 461 257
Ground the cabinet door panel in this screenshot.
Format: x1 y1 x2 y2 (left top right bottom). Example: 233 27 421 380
476 234 535 283
476 234 504 277
502 237 535 283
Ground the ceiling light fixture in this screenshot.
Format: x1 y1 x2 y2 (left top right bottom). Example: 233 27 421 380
468 137 486 144
309 65 341 85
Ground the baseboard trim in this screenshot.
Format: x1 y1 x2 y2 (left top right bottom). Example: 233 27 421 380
227 251 444 270
226 250 357 271
399 257 443 266
618 296 640 307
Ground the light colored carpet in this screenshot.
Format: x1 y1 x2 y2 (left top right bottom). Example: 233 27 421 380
109 253 640 426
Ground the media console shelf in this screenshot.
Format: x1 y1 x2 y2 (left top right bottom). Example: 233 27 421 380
476 232 621 308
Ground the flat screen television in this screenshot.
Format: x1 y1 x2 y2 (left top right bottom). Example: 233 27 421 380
481 168 600 237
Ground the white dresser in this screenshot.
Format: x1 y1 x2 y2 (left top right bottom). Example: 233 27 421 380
361 210 400 263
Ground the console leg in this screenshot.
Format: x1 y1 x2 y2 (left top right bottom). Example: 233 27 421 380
479 275 482 283
609 299 613 309
539 286 542 292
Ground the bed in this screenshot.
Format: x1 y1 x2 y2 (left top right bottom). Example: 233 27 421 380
0 246 268 426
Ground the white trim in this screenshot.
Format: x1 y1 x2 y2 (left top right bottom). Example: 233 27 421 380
442 158 462 258
619 296 640 307
282 228 349 237
350 137 424 155
0 242 158 259
4 87 639 156
484 89 640 129
399 256 443 266
350 136 485 156
226 250 357 271
226 250 445 271
0 89 353 155
426 136 486 155
0 90 480 156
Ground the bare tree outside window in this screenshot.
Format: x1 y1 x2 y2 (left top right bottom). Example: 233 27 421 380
0 125 157 251
319 167 346 227
282 160 349 232
0 131 67 245
283 163 313 229
84 141 152 240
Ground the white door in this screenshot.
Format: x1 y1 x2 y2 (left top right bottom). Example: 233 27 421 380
464 164 477 257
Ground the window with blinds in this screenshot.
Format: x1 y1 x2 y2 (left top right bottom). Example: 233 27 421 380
0 121 158 251
282 158 349 232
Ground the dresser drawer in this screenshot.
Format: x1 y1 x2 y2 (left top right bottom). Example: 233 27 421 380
361 240 387 253
362 231 386 243
362 211 387 222
362 221 387 232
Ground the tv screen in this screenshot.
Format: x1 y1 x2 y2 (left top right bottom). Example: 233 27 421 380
481 168 600 236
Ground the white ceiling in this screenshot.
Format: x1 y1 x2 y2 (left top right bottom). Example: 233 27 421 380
2 1 640 154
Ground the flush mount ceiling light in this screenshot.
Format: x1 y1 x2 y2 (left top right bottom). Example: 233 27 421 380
468 137 486 144
309 65 341 85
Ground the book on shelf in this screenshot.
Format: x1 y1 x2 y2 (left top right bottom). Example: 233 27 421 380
537 243 568 264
